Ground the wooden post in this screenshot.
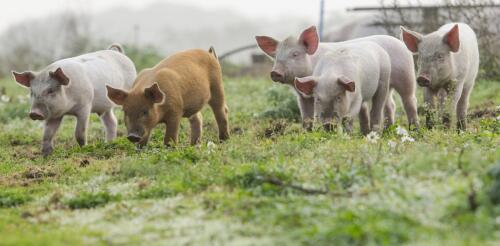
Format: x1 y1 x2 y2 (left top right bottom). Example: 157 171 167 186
422 7 439 33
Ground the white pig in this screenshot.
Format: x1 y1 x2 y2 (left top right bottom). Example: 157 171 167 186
12 44 136 156
255 26 419 130
400 23 479 130
294 42 391 134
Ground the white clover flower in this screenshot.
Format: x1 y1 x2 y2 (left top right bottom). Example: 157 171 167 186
396 126 408 136
401 135 415 143
388 140 397 149
207 141 217 153
366 131 379 143
0 95 9 103
17 95 28 104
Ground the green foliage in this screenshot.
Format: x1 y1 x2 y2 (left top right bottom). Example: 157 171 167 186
0 191 31 208
0 77 498 244
65 191 120 210
123 44 163 72
260 86 300 121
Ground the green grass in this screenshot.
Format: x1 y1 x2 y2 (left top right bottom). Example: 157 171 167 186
0 77 499 245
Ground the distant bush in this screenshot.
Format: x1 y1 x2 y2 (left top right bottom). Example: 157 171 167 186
0 191 31 208
65 191 120 209
123 45 163 72
260 86 300 121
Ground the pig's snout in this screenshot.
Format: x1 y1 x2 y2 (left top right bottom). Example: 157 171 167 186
29 110 45 121
127 133 142 143
270 70 284 83
417 75 431 87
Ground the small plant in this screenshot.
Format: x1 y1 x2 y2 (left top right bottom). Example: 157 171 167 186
0 191 31 208
65 191 120 209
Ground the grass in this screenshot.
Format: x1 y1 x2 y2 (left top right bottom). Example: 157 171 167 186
0 76 499 245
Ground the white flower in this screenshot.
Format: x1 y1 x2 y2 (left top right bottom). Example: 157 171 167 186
401 135 415 143
207 141 216 153
388 140 397 149
396 126 408 136
0 95 9 102
366 131 379 143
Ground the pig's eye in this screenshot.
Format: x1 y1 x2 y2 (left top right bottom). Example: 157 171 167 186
47 88 56 95
292 51 299 57
142 110 148 116
436 53 444 59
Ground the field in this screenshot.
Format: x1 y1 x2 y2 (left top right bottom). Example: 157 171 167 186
0 75 499 245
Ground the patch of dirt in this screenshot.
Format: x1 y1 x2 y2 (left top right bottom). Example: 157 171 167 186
79 159 90 168
0 166 58 187
23 166 57 179
262 120 288 138
231 126 243 135
469 101 498 119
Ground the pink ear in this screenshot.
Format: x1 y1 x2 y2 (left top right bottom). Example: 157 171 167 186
299 26 319 55
294 77 316 96
255 36 279 57
400 26 421 53
12 71 34 87
444 24 460 52
144 83 165 104
337 76 355 92
49 67 70 85
106 85 128 105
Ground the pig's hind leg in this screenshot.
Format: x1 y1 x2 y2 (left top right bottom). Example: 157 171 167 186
209 82 230 141
370 85 389 132
359 104 371 135
189 112 203 145
384 90 396 127
100 109 117 141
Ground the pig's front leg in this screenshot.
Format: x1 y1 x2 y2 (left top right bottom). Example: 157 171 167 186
100 110 117 141
164 114 181 147
42 117 63 156
75 107 91 147
297 95 315 131
444 81 464 131
423 88 437 129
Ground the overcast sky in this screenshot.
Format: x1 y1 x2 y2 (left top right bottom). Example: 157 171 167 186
0 0 390 31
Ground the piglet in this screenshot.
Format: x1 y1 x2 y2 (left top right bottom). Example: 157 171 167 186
401 23 479 130
106 47 229 147
294 42 391 134
12 44 136 156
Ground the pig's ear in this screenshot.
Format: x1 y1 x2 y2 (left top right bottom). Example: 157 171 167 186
49 67 70 86
443 24 460 53
400 26 422 53
337 75 355 92
299 26 319 55
294 76 317 96
12 71 34 87
255 36 279 57
106 85 128 105
144 83 165 104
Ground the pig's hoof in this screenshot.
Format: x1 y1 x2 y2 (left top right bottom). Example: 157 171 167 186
42 146 53 157
323 123 334 132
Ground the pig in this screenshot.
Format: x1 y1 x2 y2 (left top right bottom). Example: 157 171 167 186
106 47 229 147
12 44 136 156
255 26 419 131
400 23 479 131
294 42 391 134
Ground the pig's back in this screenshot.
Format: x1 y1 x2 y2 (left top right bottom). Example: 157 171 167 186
151 49 219 100
49 50 137 113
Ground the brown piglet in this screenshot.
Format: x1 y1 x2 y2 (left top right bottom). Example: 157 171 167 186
106 47 229 147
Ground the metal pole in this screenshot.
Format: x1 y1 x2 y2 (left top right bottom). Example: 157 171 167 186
319 0 325 41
